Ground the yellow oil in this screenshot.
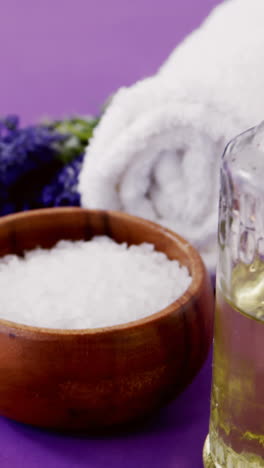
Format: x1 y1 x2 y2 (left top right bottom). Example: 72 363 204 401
210 258 264 467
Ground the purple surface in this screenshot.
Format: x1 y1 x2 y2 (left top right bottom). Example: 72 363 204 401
0 0 221 466
0 357 212 468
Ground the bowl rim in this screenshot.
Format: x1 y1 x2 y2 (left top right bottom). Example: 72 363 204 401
0 207 206 336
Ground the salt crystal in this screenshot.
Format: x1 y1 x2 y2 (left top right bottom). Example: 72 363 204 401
0 236 192 329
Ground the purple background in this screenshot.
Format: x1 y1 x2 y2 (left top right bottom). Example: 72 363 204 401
0 0 221 466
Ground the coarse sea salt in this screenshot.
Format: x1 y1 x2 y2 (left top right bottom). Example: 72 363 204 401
0 236 192 329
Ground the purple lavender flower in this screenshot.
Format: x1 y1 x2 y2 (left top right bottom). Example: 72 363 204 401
0 116 65 188
0 116 67 215
0 115 97 216
39 154 84 208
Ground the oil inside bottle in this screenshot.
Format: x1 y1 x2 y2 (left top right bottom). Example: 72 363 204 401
210 257 264 467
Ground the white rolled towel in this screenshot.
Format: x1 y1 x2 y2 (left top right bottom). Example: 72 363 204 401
79 0 264 273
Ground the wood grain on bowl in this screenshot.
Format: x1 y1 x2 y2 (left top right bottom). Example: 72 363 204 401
0 208 214 430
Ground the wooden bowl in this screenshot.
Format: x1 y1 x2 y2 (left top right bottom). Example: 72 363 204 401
0 208 214 430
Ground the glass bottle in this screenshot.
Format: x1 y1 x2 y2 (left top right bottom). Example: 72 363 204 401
204 122 264 467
